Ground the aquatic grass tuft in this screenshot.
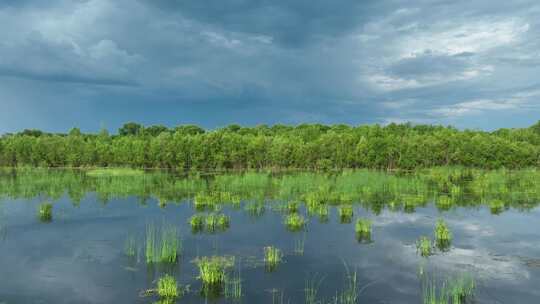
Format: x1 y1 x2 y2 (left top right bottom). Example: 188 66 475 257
264 246 283 271
189 214 205 233
145 223 181 264
434 219 452 251
316 205 329 223
423 279 449 304
448 274 475 304
285 213 306 232
195 255 235 287
38 202 53 222
245 202 265 217
287 201 299 214
355 218 372 242
338 205 354 223
435 195 453 211
489 199 505 214
141 274 185 302
422 273 475 304
205 213 230 232
417 236 433 257
157 274 180 299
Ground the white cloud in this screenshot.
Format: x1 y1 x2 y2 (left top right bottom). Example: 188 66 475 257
432 89 540 118
400 19 530 59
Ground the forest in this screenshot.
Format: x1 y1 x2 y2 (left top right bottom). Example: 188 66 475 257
1 121 540 170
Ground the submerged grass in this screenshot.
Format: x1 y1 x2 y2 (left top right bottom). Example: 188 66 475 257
294 234 306 256
422 273 475 304
264 246 283 271
305 274 324 304
124 235 137 257
224 268 243 300
38 202 53 222
332 266 359 304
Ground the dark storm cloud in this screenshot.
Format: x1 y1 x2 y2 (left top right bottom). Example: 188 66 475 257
142 0 384 47
0 0 540 133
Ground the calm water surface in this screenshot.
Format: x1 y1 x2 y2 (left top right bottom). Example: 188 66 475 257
0 170 539 304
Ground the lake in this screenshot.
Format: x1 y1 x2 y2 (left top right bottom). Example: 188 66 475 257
0 168 539 303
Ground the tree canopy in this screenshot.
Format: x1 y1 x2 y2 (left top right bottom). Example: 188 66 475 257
1 122 539 170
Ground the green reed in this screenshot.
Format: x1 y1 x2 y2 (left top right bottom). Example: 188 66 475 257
124 235 137 257
145 223 181 264
285 213 306 232
434 219 452 251
38 202 53 222
157 274 180 299
338 205 353 223
355 218 372 242
196 255 235 296
417 236 433 257
264 246 283 271
189 214 205 233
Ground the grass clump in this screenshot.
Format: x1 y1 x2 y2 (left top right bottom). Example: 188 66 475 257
86 168 144 177
434 219 452 251
355 218 372 242
417 236 433 257
205 213 230 232
38 202 53 222
145 223 181 264
285 213 306 232
287 201 299 213
436 195 453 211
338 205 353 223
142 274 184 302
195 256 235 293
264 246 283 271
316 205 329 223
157 274 180 298
189 214 205 233
489 199 505 214
448 274 475 304
422 274 475 304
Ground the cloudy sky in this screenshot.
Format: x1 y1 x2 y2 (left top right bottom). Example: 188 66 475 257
1 0 540 133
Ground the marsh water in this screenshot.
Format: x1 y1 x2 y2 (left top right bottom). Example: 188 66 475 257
0 169 539 304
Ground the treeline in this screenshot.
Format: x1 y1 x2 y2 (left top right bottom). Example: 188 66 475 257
1 122 540 170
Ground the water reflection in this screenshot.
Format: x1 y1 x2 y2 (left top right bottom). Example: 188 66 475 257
0 169 539 303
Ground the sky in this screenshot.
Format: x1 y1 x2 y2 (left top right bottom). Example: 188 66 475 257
1 0 540 133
